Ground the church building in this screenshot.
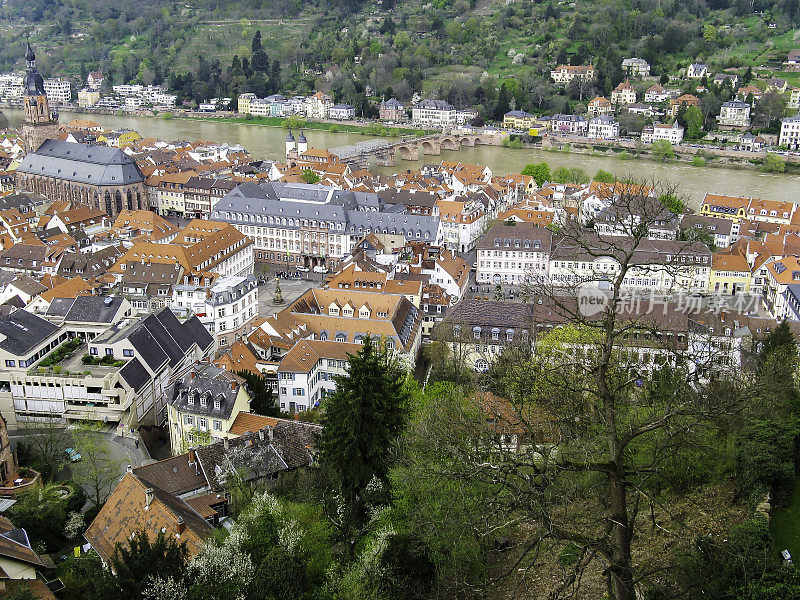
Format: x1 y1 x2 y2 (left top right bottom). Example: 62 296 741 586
14 44 147 217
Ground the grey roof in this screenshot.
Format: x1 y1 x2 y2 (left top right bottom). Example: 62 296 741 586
331 103 354 110
128 326 170 371
182 316 214 352
195 420 321 490
8 275 47 296
119 357 150 391
722 101 749 108
16 140 145 186
167 363 243 420
0 309 60 356
46 297 76 318
380 98 403 109
214 182 439 242
63 296 126 324
414 99 455 110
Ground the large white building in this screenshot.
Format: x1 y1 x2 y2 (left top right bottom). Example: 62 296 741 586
0 305 214 428
780 115 800 149
212 182 441 272
277 339 360 413
172 274 259 351
588 116 620 139
43 78 71 104
476 223 553 285
718 101 751 128
412 99 456 128
652 122 685 145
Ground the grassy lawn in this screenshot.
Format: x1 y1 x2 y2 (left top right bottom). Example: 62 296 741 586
770 483 800 560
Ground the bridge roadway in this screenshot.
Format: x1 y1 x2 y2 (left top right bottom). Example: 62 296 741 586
329 130 505 168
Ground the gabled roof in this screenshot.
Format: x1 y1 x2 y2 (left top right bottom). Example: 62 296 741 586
16 140 145 186
0 309 59 356
84 472 212 563
133 452 209 496
0 527 45 567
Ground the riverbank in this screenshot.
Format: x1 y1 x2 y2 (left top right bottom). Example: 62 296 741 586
14 103 434 139
538 137 800 174
177 113 433 138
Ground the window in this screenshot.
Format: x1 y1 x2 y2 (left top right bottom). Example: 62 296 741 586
90 347 98 355
105 348 114 356
4 360 14 367
123 349 133 357
185 415 194 425
199 417 208 429
214 399 220 410
293 388 303 396
213 420 222 431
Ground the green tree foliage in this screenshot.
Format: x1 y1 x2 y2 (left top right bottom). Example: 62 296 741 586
680 518 777 598
552 166 571 183
762 153 786 173
235 369 280 416
683 105 704 139
15 419 73 481
8 483 68 551
594 169 615 183
72 421 124 508
736 420 796 501
319 338 410 528
110 531 188 599
59 554 118 600
493 82 511 121
302 169 321 184
521 161 551 186
652 139 674 161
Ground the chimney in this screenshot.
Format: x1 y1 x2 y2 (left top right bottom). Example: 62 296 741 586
145 487 154 509
267 426 274 442
176 517 185 535
190 371 196 380
223 437 229 451
258 428 265 441
126 464 133 474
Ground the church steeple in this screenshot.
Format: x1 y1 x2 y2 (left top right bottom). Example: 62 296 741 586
20 42 58 152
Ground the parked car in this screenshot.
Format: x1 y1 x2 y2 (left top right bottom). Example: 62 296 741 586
65 448 82 462
313 266 329 273
296 266 310 272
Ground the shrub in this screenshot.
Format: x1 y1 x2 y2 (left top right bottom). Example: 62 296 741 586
691 156 706 167
161 112 174 120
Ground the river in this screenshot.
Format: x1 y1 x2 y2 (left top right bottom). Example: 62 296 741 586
6 109 799 208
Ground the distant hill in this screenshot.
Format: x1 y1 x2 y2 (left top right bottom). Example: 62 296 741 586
0 0 797 117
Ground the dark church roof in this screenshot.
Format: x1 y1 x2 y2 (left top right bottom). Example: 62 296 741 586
16 140 145 186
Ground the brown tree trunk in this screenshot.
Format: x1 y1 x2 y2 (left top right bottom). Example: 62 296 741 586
609 469 635 600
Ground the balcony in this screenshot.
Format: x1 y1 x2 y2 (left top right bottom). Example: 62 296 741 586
0 467 42 498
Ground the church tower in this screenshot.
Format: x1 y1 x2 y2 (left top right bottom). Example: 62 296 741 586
21 42 59 152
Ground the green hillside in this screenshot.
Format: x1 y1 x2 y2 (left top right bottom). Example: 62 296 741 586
0 0 798 116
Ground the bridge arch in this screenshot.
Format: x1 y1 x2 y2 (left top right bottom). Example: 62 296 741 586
421 140 438 155
440 137 459 151
396 145 418 161
460 137 475 147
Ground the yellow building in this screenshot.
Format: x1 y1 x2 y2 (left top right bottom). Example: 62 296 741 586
699 193 749 222
166 363 252 453
503 110 540 130
77 89 100 108
237 93 256 114
709 252 751 295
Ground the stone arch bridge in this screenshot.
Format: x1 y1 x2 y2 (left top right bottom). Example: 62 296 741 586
330 131 505 168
